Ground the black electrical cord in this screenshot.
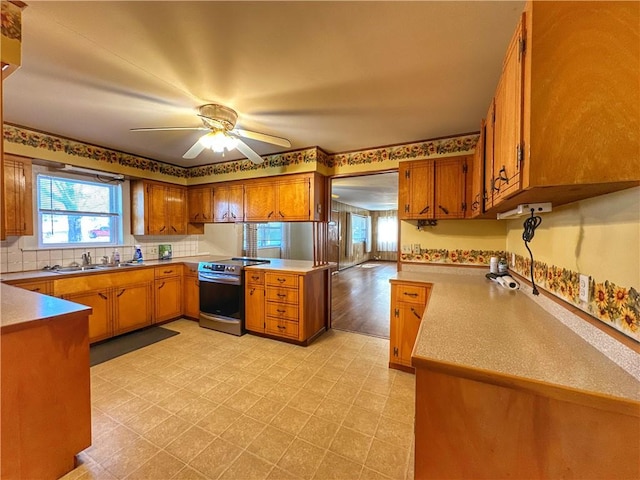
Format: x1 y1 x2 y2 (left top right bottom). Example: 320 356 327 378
522 209 542 295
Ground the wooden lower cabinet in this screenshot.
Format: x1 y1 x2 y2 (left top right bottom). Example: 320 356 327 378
244 268 327 344
5 278 52 295
54 269 154 344
154 267 183 322
113 282 153 334
183 265 200 320
414 366 640 479
63 289 112 343
389 279 431 371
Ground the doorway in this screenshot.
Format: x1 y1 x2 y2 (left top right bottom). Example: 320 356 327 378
329 172 398 337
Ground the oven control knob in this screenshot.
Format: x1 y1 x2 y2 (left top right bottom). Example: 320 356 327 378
228 266 235 272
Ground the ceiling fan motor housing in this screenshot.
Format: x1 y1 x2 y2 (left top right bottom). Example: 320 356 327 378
198 104 238 131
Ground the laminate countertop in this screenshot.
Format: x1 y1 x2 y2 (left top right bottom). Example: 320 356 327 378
398 266 640 405
246 259 334 274
0 283 91 333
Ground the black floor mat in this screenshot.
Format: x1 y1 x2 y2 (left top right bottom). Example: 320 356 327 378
90 326 179 366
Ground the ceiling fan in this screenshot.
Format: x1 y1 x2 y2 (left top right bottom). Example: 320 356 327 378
130 104 291 164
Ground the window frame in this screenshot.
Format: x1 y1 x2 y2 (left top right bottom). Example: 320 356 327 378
36 172 123 249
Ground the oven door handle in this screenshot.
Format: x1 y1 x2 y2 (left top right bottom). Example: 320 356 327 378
198 273 241 285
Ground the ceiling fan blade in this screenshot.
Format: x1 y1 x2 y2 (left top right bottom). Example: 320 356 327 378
235 139 264 164
130 126 209 132
233 128 291 148
182 138 207 159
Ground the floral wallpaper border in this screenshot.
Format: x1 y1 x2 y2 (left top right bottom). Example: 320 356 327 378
4 124 189 178
400 249 506 265
1 1 22 42
3 124 478 180
510 253 639 342
329 134 479 168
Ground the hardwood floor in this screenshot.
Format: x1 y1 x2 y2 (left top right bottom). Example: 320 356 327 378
331 261 397 338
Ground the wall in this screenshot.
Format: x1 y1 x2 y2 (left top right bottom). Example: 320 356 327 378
399 219 506 265
199 223 243 257
288 223 314 261
506 187 639 341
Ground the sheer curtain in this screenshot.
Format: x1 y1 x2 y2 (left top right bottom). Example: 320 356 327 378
376 212 397 252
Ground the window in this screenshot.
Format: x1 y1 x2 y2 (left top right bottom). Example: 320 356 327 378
257 222 282 248
376 215 397 252
37 174 122 247
351 214 368 243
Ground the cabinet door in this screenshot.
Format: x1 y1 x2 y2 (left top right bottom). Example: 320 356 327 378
398 303 426 366
434 157 466 219
183 274 200 319
167 186 187 234
188 187 213 223
493 17 524 205
484 101 496 211
148 183 167 235
277 177 310 221
226 185 244 222
245 286 265 332
468 121 485 218
3 156 33 236
213 185 230 222
244 183 276 222
155 276 183 322
63 290 112 344
113 282 153 335
407 161 435 219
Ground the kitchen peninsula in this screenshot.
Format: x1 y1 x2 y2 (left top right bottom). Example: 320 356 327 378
1 284 92 479
397 266 640 479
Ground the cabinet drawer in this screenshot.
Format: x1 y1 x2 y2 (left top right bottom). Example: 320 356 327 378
8 280 52 295
266 317 299 339
395 284 427 305
266 302 298 321
265 272 298 289
246 270 265 286
155 266 181 278
266 287 299 305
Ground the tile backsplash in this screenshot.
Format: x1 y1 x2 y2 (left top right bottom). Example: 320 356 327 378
0 235 200 273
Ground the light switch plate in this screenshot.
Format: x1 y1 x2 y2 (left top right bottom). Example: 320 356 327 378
579 274 590 303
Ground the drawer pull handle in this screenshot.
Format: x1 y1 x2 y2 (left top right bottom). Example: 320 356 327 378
403 292 419 297
277 325 286 330
251 275 260 280
277 309 286 314
277 278 286 283
33 288 41 292
411 307 421 319
164 270 173 274
277 293 286 298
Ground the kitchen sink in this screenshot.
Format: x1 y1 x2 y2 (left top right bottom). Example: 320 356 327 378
49 262 143 274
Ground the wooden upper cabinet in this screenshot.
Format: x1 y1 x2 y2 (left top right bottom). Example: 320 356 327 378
244 173 325 222
434 157 467 219
188 186 213 223
3 154 33 236
399 157 467 220
399 160 434 219
213 184 243 222
131 180 187 235
492 15 524 205
467 120 485 219
244 182 277 221
485 2 639 212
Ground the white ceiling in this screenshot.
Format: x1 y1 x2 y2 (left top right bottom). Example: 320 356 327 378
4 1 525 169
332 173 398 212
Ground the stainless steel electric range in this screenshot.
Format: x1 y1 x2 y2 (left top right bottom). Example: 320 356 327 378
198 257 270 336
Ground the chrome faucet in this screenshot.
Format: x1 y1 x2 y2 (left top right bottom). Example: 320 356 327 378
82 252 91 266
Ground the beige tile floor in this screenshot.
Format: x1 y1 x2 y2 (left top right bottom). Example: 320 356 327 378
62 319 416 480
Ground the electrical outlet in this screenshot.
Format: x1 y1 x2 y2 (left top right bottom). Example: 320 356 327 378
149 246 158 255
579 274 590 303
